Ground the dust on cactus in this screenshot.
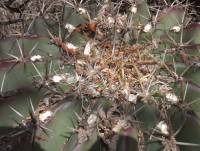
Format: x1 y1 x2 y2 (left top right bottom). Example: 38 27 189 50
0 0 200 151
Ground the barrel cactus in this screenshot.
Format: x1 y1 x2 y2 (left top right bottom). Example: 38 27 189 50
0 0 200 151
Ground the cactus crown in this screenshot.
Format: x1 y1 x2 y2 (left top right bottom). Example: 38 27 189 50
0 0 200 151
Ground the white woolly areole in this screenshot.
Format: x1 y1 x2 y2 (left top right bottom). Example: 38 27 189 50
128 94 137 103
112 120 127 133
43 97 50 106
171 26 181 32
84 41 92 56
156 121 169 135
39 110 53 123
30 55 42 62
65 23 76 33
166 93 178 104
143 23 152 32
66 75 76 84
87 114 98 125
107 17 115 24
66 43 78 50
122 83 130 97
52 75 63 83
130 5 137 14
77 60 86 65
78 8 87 14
